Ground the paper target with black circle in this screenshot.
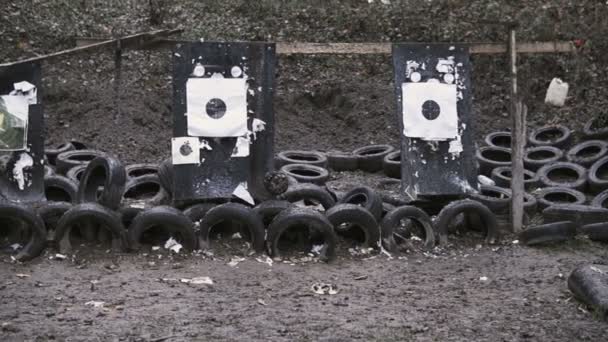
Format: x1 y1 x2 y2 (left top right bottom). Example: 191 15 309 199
172 42 275 205
0 62 45 203
393 43 477 200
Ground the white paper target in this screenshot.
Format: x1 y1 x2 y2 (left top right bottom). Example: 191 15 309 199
186 78 248 137
171 137 200 165
402 82 458 140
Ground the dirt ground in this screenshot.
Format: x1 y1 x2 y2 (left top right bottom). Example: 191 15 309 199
2 0 608 341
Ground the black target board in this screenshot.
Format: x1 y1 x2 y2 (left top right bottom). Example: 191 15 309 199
172 42 275 205
0 62 45 203
392 43 477 200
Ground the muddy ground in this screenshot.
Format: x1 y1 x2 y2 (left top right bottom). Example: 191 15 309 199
1 0 608 341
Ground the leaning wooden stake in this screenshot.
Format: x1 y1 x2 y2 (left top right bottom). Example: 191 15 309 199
509 28 526 232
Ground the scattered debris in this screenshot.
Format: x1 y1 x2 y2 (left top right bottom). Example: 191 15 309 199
257 299 268 306
228 257 245 267
85 301 105 308
256 255 273 266
311 283 338 295
10 243 21 251
50 253 67 260
15 273 30 278
164 238 182 253
180 277 214 285
479 276 488 282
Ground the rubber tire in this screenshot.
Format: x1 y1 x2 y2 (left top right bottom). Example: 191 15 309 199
118 205 145 229
533 187 586 210
37 201 72 233
327 151 358 171
523 146 564 172
326 203 380 249
518 221 576 246
69 140 88 150
278 183 336 210
566 140 608 167
44 175 78 203
484 131 512 148
276 150 328 168
568 264 608 318
158 158 174 197
591 189 608 209
122 174 167 205
380 205 435 252
528 125 572 149
45 142 74 166
542 204 608 227
0 203 47 261
353 144 395 173
263 171 289 196
381 202 395 218
589 156 608 194
280 163 329 185
469 184 512 214
252 200 293 227
435 199 499 245
183 203 216 223
128 206 197 252
581 222 608 242
198 203 265 253
537 162 587 191
66 164 87 184
476 146 512 176
55 149 106 175
266 207 337 262
382 150 401 179
77 155 126 210
54 203 127 253
338 186 383 221
582 117 608 140
490 166 540 191
125 163 159 179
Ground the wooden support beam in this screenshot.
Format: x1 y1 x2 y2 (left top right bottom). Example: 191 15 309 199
509 29 526 233
0 28 183 69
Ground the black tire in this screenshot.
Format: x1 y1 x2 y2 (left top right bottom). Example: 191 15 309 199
69 140 88 150
589 156 608 194
338 186 383 221
380 205 435 251
183 202 216 223
566 140 608 167
280 163 329 185
66 164 87 184
122 174 168 205
327 151 358 172
278 183 336 210
118 205 145 229
267 207 337 262
568 264 608 318
523 146 564 172
591 189 608 209
469 184 512 214
263 171 289 196
45 142 74 166
326 204 380 248
252 200 293 227
435 199 499 245
276 150 328 168
44 175 78 203
476 146 511 176
0 203 46 261
381 202 395 218
490 166 540 191
55 149 106 175
382 150 401 179
54 203 127 253
77 155 126 210
37 201 72 234
125 163 159 179
581 222 608 242
528 125 572 149
542 204 608 227
353 144 395 173
582 117 608 140
198 203 265 252
518 221 576 246
128 206 197 252
533 187 586 210
484 131 512 148
537 162 587 191
522 192 539 219
158 158 174 197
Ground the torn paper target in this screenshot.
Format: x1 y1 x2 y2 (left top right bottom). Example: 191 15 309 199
172 137 200 165
0 95 29 151
186 78 248 137
402 82 458 140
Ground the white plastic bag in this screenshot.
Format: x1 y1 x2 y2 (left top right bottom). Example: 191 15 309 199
544 78 569 107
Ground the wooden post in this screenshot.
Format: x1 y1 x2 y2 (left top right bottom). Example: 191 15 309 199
113 40 122 123
509 28 525 232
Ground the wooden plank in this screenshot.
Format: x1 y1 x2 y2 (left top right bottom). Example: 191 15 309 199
0 28 183 68
509 29 526 233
